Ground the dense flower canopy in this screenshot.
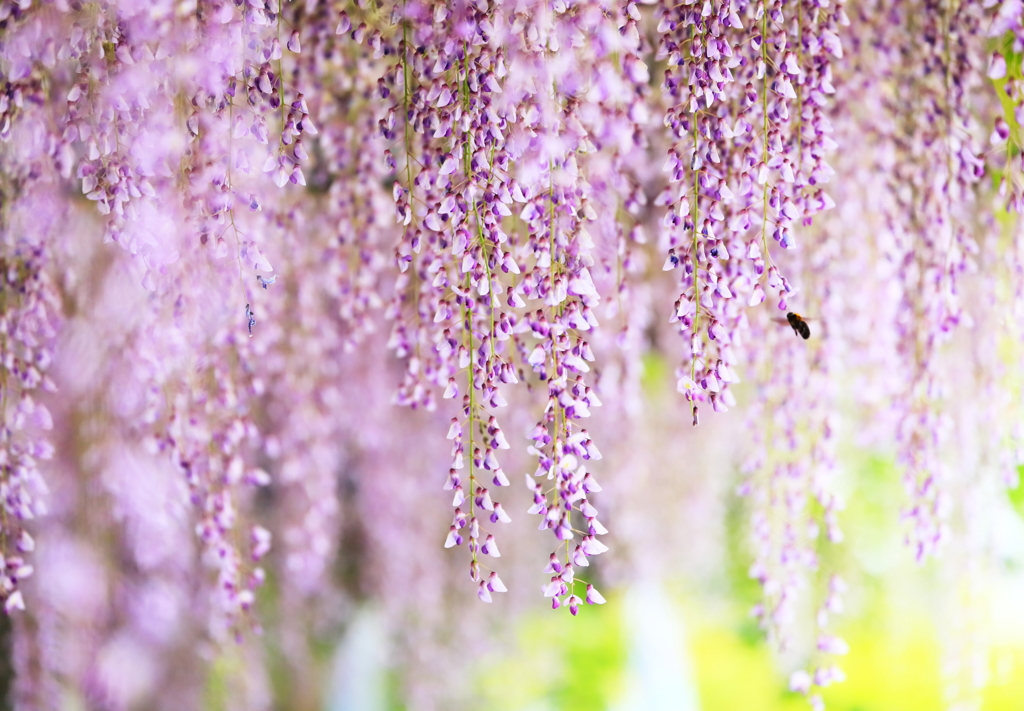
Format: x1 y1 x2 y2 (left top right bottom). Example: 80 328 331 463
1 0 1024 708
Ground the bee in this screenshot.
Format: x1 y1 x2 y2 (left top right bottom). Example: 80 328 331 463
786 312 811 340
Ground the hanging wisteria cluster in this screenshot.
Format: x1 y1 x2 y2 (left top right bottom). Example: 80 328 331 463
2 0 1024 707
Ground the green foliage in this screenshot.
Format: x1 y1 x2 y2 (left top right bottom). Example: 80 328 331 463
473 595 626 711
466 449 1024 711
1007 465 1024 516
640 351 672 398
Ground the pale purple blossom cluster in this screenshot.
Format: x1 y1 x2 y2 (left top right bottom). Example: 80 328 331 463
739 213 847 705
658 0 844 429
847 0 986 562
0 247 58 616
362 0 634 610
656 0 850 694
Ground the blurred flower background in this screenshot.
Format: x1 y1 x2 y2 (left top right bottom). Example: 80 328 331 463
3 0 1024 709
